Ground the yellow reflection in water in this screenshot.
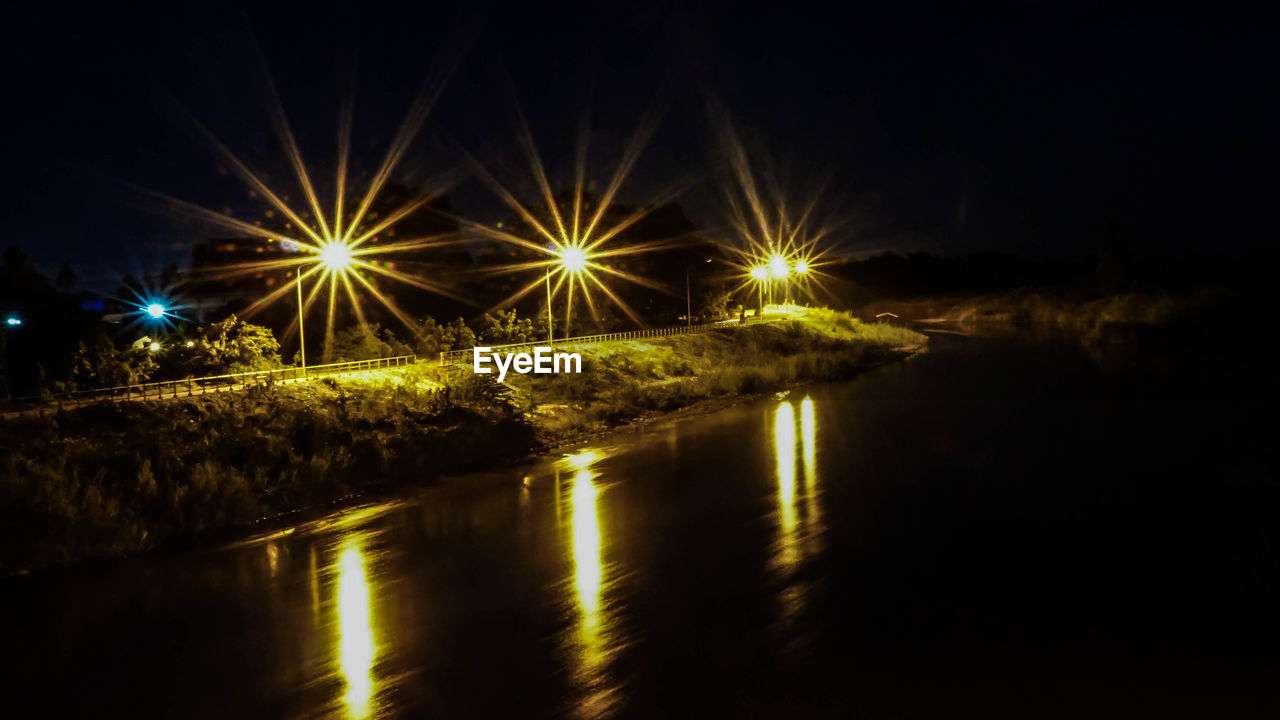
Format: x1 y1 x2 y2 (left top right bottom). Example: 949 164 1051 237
800 397 816 490
773 397 825 631
562 447 619 715
336 538 376 719
562 448 606 472
775 401 798 542
800 396 821 527
572 468 603 654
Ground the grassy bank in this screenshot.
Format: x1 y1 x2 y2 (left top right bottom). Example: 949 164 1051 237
1 308 923 574
522 308 924 442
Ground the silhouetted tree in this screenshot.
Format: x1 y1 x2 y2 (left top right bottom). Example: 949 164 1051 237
55 262 77 292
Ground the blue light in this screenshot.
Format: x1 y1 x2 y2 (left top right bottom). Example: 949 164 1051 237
4 316 21 327
146 303 166 319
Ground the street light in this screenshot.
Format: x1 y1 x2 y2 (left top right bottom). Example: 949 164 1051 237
793 259 809 275
768 254 790 305
560 246 587 273
3 315 21 327
320 241 354 271
146 303 167 319
768 255 789 279
149 341 161 352
546 246 589 343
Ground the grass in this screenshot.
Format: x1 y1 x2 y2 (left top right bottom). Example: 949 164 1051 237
523 307 925 440
0 307 924 574
0 365 534 574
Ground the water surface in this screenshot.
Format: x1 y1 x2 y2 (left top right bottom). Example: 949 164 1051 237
7 333 1279 717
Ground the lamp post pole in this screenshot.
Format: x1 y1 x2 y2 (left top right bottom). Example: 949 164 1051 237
545 268 554 345
296 267 306 376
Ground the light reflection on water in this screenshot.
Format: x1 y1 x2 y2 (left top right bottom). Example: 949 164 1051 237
283 523 389 720
335 536 377 719
772 397 825 637
557 448 620 717
774 401 800 566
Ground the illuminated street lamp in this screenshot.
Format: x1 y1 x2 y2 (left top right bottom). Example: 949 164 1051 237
149 341 161 352
793 259 809 275
559 246 587 273
768 254 789 279
3 314 21 327
146 303 167 319
768 254 791 305
546 246 590 343
320 241 354 271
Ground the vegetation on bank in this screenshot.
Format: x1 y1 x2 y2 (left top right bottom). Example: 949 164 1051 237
521 308 924 440
0 308 923 574
864 286 1238 342
0 368 534 574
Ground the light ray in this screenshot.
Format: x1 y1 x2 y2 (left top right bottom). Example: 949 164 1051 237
468 94 680 333
146 71 475 359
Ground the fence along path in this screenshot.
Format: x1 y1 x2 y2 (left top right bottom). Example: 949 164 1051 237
4 314 777 416
437 315 772 365
2 355 416 417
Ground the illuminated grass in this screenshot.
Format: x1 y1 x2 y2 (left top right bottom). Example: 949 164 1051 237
525 307 926 438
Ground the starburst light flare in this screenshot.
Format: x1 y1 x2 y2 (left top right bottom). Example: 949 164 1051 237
709 112 842 307
461 98 687 335
137 61 471 361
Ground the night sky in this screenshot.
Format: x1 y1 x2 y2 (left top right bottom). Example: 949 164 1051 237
2 2 1272 291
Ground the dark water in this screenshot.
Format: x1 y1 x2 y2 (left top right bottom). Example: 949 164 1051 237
6 333 1279 718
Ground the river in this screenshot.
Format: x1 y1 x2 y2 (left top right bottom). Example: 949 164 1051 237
5 331 1278 718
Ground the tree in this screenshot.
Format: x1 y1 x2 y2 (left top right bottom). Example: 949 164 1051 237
479 309 537 345
444 317 476 351
157 315 282 378
55 262 77 292
328 323 413 361
71 334 158 388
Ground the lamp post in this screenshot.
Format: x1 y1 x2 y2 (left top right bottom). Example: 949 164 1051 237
749 265 767 315
296 267 307 375
545 267 554 345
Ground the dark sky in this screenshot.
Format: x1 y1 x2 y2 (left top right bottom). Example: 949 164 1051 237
1 1 1273 290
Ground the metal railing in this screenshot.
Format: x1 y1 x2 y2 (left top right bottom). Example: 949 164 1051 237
2 355 417 416
438 315 772 365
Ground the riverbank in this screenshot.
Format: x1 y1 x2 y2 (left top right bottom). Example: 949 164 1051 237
0 307 924 574
858 285 1245 345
